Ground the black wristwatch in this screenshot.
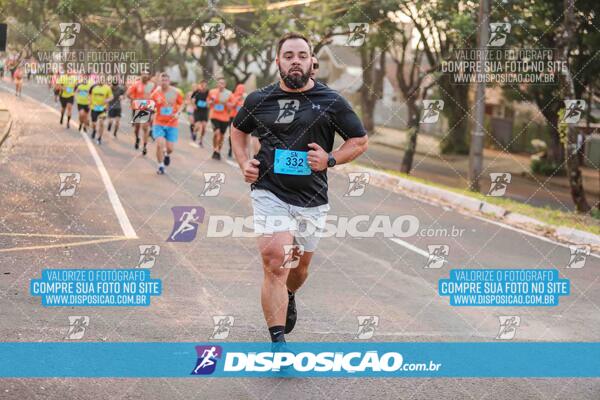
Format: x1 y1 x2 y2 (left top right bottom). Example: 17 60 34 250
327 152 337 168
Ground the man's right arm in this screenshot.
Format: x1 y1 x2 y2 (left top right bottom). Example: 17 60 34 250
231 127 260 184
231 92 260 183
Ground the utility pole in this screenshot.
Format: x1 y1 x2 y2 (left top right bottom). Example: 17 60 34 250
468 0 490 192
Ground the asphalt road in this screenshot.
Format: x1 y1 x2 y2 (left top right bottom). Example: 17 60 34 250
0 81 599 399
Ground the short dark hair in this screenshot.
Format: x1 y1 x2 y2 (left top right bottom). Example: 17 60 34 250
159 72 169 79
277 32 312 56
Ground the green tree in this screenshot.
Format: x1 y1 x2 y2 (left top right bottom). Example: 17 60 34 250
399 0 478 155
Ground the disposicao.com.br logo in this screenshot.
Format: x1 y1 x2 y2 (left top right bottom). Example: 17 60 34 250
189 343 442 377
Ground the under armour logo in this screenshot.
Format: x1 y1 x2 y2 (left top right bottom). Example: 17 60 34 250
312 104 320 110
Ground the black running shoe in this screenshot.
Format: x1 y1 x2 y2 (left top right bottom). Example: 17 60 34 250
142 144 147 156
135 137 140 149
284 291 297 334
164 154 170 166
96 137 101 145
215 152 221 160
270 342 294 373
191 132 197 142
91 130 96 139
211 151 218 160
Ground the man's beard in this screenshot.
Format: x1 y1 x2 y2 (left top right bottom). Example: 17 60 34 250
279 65 311 89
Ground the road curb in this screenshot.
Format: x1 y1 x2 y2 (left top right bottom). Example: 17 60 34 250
335 163 600 248
0 110 12 148
370 136 439 158
555 227 600 246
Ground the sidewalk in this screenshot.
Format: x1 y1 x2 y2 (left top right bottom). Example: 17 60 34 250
371 125 599 198
0 98 12 147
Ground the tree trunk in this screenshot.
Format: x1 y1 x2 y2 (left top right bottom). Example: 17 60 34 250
541 106 564 164
199 49 213 80
439 74 469 154
360 48 385 136
560 0 590 212
400 100 420 173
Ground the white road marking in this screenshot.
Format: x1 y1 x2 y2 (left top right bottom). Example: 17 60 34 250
2 86 138 239
78 125 138 238
389 238 430 258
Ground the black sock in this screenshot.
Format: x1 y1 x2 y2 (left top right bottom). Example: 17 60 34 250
269 325 286 343
60 112 64 124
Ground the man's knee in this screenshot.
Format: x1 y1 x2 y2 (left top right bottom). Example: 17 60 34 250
261 247 286 276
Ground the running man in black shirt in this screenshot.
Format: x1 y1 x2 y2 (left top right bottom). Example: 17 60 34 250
107 79 124 137
231 32 368 344
190 79 210 146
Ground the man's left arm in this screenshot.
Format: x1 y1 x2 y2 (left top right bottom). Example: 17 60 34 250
174 90 184 114
307 96 368 171
307 136 368 171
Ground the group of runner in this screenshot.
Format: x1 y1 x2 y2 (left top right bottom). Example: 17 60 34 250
186 77 246 160
52 72 122 144
50 71 248 174
48 33 368 347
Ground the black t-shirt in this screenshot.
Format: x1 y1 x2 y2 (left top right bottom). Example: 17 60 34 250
109 85 124 109
191 90 209 107
232 81 367 207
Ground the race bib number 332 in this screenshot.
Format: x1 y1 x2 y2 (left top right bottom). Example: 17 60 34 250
274 149 311 176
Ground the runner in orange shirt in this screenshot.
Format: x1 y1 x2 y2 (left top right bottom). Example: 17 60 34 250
206 77 231 160
150 72 184 175
13 66 23 97
226 83 245 158
127 72 156 155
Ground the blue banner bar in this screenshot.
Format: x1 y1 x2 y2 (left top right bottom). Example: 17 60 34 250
0 342 599 378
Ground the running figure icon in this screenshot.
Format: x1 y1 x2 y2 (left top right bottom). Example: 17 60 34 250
167 206 205 242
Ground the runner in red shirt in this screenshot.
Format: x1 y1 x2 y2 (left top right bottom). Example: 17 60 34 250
150 72 184 175
206 77 231 160
13 66 23 97
226 83 245 158
127 72 156 155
